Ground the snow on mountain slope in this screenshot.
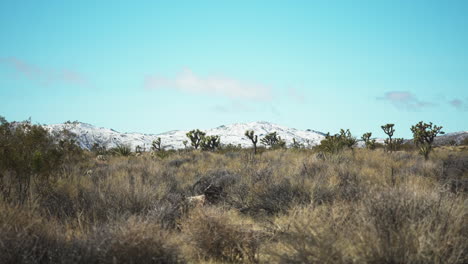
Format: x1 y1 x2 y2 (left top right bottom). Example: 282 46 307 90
44 121 468 151
44 121 327 151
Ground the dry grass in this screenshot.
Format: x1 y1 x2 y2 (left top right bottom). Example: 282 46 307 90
0 147 467 263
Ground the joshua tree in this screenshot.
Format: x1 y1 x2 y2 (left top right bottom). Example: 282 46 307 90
317 129 356 154
151 137 163 151
260 132 286 149
244 130 258 154
200 135 221 151
135 145 143 154
183 140 188 149
339 129 357 149
291 138 304 149
381 124 396 152
186 129 206 150
361 132 376 150
410 121 444 160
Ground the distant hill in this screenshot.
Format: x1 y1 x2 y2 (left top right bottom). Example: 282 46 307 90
44 121 326 150
42 121 468 151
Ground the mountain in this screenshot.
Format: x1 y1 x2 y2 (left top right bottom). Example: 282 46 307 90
434 131 468 146
44 121 327 151
43 121 468 151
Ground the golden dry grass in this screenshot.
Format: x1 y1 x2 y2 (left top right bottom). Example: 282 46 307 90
0 147 467 263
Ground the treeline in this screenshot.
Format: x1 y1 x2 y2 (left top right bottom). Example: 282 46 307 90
136 121 448 161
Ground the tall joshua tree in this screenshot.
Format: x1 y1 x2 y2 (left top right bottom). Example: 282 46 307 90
410 121 444 160
186 129 206 150
381 124 396 152
244 130 258 154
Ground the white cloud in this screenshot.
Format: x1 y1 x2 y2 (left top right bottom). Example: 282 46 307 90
144 68 272 101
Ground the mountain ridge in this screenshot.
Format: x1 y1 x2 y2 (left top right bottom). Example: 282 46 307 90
43 121 327 151
41 121 468 151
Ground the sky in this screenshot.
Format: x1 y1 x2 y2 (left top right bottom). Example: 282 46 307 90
1 0 467 138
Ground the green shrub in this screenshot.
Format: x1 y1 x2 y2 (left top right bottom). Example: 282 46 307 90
260 132 286 149
0 117 84 203
316 129 356 154
111 144 132 156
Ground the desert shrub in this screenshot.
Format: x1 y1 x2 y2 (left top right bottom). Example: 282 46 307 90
263 210 344 264
0 117 84 203
110 144 132 156
91 142 108 155
462 137 468 146
362 188 468 264
439 154 468 193
316 129 356 155
247 178 310 215
149 192 188 230
264 187 468 264
191 170 240 204
335 169 363 201
85 217 184 264
182 208 263 263
167 158 191 168
0 202 63 264
260 131 286 149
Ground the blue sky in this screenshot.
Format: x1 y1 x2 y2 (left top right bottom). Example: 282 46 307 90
1 0 467 138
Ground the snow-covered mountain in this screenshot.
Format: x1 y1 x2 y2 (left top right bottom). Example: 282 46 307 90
42 121 468 151
44 121 327 151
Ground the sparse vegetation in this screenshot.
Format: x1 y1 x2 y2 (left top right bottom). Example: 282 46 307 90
1 116 467 263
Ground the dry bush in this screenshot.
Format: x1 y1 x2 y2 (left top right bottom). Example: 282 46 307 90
83 217 184 264
0 202 65 264
262 188 468 264
1 137 467 263
181 207 264 263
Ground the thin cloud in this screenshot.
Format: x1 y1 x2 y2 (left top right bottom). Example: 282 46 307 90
144 68 272 101
0 57 88 86
449 98 468 111
377 91 434 110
